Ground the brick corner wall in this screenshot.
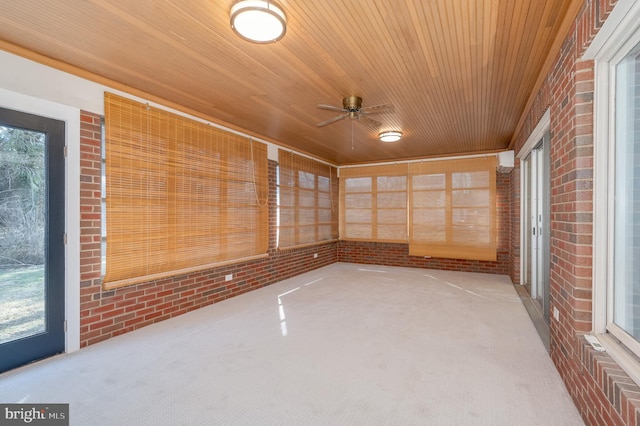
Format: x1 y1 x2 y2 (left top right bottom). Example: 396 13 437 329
509 0 640 424
509 161 521 284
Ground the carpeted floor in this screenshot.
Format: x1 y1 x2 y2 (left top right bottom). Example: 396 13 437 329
0 263 583 425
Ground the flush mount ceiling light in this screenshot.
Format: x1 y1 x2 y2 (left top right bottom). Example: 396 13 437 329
230 0 287 43
378 131 402 142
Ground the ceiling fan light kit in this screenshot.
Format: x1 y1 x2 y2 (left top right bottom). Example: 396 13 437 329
379 131 402 142
230 0 287 43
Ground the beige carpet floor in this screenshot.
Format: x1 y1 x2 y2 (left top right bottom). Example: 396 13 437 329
0 263 583 425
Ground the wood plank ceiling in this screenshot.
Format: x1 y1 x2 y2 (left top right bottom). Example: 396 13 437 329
0 0 581 165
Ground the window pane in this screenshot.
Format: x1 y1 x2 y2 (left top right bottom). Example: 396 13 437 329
318 225 332 239
413 208 445 225
413 190 445 208
412 225 446 242
279 208 295 224
299 209 315 225
318 175 330 192
377 176 406 191
345 209 371 223
0 126 46 343
345 224 372 239
452 171 489 188
345 177 371 192
318 209 332 222
318 192 331 208
453 225 490 245
378 192 406 208
378 209 406 224
613 41 640 339
412 174 445 190
299 189 315 207
452 189 489 207
279 191 294 206
345 193 371 209
453 208 490 225
299 171 315 189
377 225 406 240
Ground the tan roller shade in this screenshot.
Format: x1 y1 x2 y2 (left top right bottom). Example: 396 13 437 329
408 156 497 261
340 163 409 243
104 93 268 289
278 150 338 249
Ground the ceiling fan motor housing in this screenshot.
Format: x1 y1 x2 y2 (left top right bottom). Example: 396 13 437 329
343 95 362 111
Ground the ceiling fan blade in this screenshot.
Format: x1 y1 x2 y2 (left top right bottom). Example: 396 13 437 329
317 104 346 113
316 114 348 127
357 115 382 129
360 104 395 115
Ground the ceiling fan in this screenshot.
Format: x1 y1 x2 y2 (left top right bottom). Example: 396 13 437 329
316 95 394 129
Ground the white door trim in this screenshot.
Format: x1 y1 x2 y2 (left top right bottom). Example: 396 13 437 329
519 110 550 286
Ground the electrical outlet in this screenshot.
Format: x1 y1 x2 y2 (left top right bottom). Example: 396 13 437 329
553 306 559 321
314 253 318 259
225 274 233 281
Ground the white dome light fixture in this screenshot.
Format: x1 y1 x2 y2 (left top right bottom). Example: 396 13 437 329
230 0 287 43
379 131 402 143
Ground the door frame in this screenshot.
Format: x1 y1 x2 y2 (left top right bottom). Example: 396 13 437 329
518 109 550 301
0 107 66 371
0 87 80 354
525 136 551 323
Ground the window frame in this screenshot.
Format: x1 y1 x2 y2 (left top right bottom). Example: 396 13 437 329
586 0 640 384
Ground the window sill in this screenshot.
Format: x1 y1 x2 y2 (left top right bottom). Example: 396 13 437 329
581 334 640 422
596 333 640 386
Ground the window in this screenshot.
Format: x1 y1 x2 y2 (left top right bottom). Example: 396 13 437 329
612 41 640 341
587 0 640 381
340 163 408 242
277 150 338 249
339 157 498 261
103 93 268 289
408 157 497 261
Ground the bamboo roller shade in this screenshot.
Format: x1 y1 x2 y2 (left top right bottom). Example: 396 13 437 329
340 163 409 243
103 93 268 289
278 150 338 249
409 156 497 261
340 157 497 261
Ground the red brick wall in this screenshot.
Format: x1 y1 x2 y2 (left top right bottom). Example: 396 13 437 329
509 0 640 424
509 161 521 284
79 111 337 347
338 171 511 276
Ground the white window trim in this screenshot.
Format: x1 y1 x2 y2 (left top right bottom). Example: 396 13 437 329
584 0 640 385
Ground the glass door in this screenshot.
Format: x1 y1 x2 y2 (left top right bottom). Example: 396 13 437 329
523 152 533 295
522 132 551 324
0 107 65 373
